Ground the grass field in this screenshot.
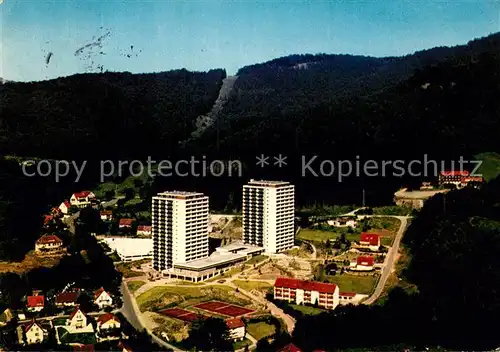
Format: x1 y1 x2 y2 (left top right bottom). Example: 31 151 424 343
136 285 248 312
475 152 500 181
233 338 253 350
289 304 325 316
367 217 401 233
116 261 147 278
327 274 378 294
381 237 394 246
297 229 359 242
128 280 146 293
233 280 272 292
246 321 276 340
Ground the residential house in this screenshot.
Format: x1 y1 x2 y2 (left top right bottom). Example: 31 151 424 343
70 191 96 208
66 307 94 333
55 291 79 308
100 210 113 221
119 218 135 229
96 313 121 335
278 343 302 352
72 344 95 352
35 234 63 253
51 207 63 217
26 293 45 312
327 217 357 228
43 215 54 226
17 319 47 345
352 255 374 271
225 317 245 341
136 225 152 236
339 292 357 303
359 233 381 251
438 170 469 186
461 176 485 189
94 287 113 309
274 277 340 310
59 201 72 215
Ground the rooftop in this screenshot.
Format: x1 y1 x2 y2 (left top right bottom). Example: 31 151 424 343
173 252 247 271
102 237 153 258
246 179 292 187
154 190 207 200
274 277 338 294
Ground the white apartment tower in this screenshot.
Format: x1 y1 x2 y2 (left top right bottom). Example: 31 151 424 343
152 191 209 271
242 180 295 253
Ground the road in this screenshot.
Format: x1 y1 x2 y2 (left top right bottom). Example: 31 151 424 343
362 215 410 305
120 281 183 351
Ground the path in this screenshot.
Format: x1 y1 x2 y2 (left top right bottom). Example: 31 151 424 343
362 215 410 305
120 281 183 351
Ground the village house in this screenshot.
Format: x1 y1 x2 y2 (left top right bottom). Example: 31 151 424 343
94 287 113 309
100 210 113 221
26 292 45 312
438 170 469 186
96 313 121 336
70 191 96 208
350 255 375 271
17 319 47 345
119 218 135 229
225 317 245 341
66 307 94 333
35 234 63 253
339 291 356 303
59 201 72 215
72 344 95 352
461 176 485 189
55 291 79 308
359 233 381 251
274 277 340 310
327 217 357 228
136 225 152 236
43 215 54 226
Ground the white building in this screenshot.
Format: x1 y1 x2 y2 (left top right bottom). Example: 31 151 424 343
226 318 245 341
17 320 46 345
102 237 153 262
94 288 113 309
274 277 340 310
152 191 209 271
70 191 96 208
242 180 295 253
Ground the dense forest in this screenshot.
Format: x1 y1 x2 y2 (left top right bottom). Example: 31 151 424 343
0 69 226 159
0 33 499 208
289 177 500 351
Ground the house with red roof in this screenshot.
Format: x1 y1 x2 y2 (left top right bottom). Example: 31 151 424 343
43 215 54 226
352 255 375 271
35 234 63 253
59 200 72 214
94 287 113 309
339 291 357 303
72 344 95 352
119 218 135 229
16 319 47 345
66 307 94 333
70 191 96 208
439 170 469 186
225 317 245 341
55 291 80 308
26 293 45 312
97 313 121 333
100 210 113 221
461 176 485 189
359 233 381 251
136 225 152 236
274 277 340 310
278 343 302 352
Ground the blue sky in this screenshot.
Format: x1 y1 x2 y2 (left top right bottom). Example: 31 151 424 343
1 0 499 82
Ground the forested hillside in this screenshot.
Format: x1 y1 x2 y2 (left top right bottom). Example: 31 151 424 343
0 69 226 159
292 177 500 351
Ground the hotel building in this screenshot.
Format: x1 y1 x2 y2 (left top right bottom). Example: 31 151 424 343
242 180 295 253
152 191 209 271
274 277 340 310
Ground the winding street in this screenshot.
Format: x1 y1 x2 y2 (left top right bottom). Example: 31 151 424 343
362 215 410 305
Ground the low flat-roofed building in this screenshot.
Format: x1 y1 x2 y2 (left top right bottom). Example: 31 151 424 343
102 237 152 262
164 242 264 282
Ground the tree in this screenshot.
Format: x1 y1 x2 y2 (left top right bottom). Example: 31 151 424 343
123 188 135 201
103 190 115 201
68 205 79 215
187 317 233 351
